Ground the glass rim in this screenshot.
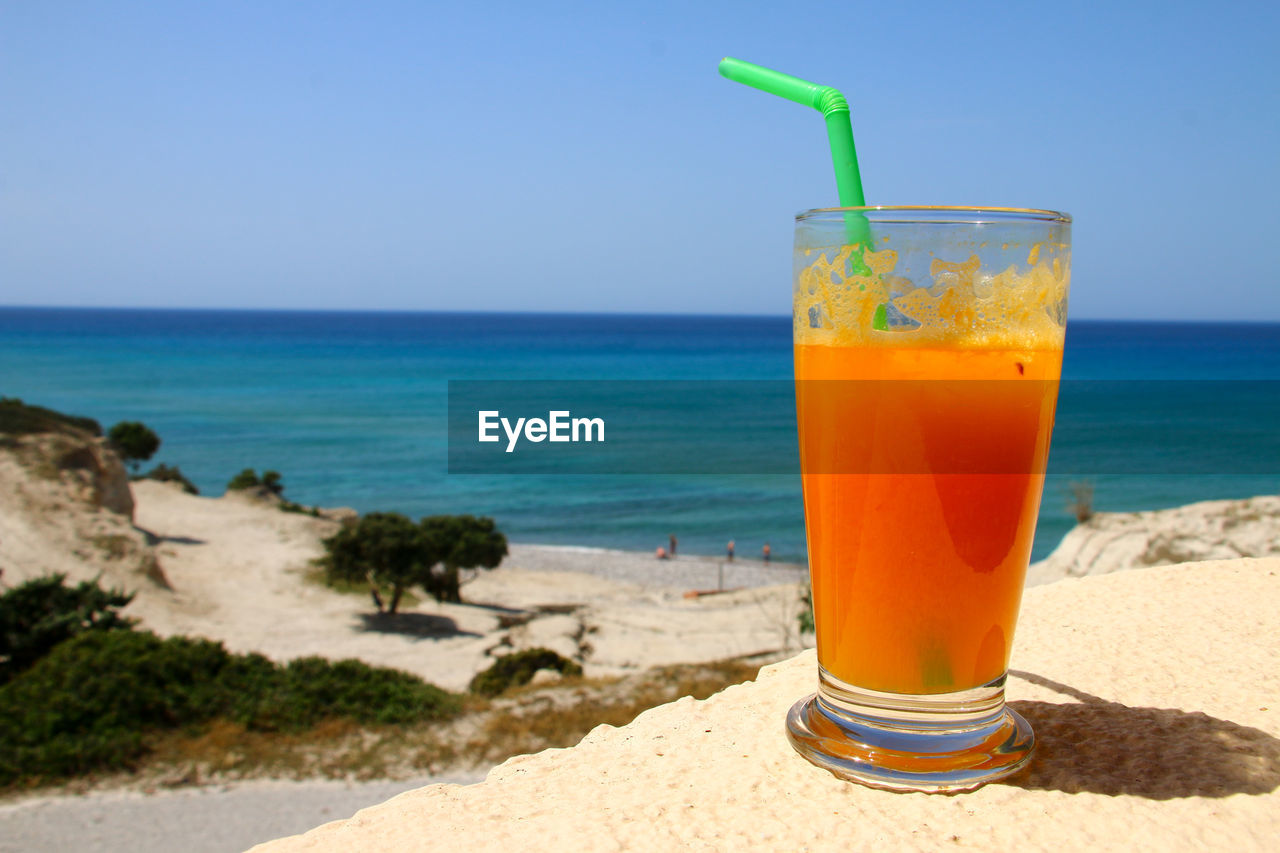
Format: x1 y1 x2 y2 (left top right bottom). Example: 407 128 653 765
796 205 1071 224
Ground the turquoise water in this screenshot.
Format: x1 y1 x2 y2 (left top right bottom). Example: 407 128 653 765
2 308 1278 562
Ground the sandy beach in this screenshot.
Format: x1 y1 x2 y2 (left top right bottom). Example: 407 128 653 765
111 481 810 693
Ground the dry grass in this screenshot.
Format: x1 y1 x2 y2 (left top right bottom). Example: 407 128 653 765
143 719 461 785
453 659 760 766
92 533 133 559
1067 480 1095 524
19 435 72 480
81 658 763 792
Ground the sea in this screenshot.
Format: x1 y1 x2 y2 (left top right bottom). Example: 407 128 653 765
2 307 1279 564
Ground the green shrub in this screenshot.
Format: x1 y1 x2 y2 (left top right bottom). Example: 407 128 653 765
106 421 160 472
0 632 222 783
139 463 199 495
0 398 101 437
0 630 460 786
273 657 458 727
227 468 262 490
798 585 814 635
279 499 318 516
0 574 134 685
227 468 284 495
469 648 582 697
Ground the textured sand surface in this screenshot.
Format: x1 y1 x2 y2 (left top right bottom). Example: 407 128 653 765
255 558 1280 852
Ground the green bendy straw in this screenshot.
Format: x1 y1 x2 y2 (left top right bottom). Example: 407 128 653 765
718 57 866 210
719 57 883 324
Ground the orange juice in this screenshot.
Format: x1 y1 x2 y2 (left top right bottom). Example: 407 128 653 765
786 209 1069 790
795 342 1062 695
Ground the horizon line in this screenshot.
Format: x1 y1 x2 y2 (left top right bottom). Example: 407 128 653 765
2 304 1279 326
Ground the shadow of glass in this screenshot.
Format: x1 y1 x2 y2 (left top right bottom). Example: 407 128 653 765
357 612 481 639
1005 670 1280 799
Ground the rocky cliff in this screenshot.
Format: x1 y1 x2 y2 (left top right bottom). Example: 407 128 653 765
1028 494 1280 586
0 419 165 592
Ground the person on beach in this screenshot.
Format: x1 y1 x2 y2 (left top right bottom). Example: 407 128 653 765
656 546 668 560
727 540 735 562
762 542 771 563
669 533 677 558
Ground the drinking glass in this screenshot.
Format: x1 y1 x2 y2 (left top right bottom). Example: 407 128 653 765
786 207 1071 791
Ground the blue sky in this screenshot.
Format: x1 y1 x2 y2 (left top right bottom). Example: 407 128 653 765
2 1 1277 319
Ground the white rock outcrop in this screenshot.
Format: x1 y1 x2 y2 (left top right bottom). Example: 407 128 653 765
1029 495 1280 586
0 432 159 590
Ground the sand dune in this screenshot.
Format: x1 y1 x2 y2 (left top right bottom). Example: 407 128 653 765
114 481 810 692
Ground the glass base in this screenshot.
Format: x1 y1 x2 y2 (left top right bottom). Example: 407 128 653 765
785 667 1034 792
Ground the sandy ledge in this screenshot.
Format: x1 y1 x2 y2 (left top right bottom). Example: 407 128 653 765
254 558 1280 852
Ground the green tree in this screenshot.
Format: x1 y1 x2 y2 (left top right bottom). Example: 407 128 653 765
323 513 432 614
260 470 284 496
106 421 160 472
321 513 508 610
419 515 508 604
0 574 135 684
